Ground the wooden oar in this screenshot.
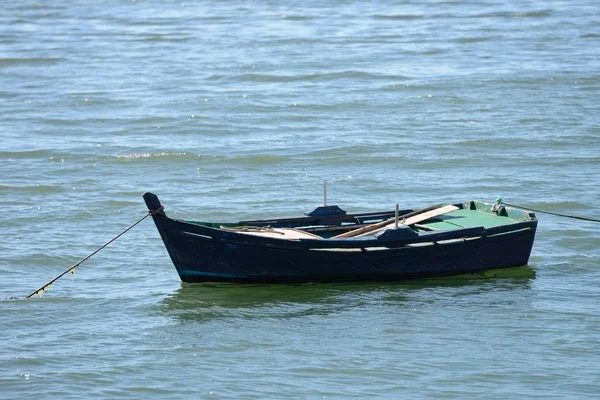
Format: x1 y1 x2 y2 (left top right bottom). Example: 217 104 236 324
332 203 444 239
398 204 458 226
353 204 459 238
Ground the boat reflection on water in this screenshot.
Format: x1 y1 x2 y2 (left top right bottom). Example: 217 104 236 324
156 265 536 322
402 264 536 287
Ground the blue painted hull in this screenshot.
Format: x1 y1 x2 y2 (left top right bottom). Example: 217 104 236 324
144 193 537 283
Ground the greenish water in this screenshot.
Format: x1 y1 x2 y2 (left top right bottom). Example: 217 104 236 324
1 0 599 398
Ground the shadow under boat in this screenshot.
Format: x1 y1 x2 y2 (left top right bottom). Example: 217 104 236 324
155 265 536 321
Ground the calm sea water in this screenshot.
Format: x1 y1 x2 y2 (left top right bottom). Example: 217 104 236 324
1 0 599 398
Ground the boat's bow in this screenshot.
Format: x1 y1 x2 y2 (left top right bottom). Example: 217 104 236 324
143 192 167 217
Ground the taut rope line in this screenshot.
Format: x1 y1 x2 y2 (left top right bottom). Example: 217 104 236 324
26 206 163 299
503 203 600 223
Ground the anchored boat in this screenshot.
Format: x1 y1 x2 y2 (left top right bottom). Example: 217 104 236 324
143 192 537 283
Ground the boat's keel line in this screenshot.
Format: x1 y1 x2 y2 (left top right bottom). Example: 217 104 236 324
182 270 248 279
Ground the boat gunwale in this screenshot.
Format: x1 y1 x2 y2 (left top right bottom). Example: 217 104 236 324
144 192 538 251
161 214 536 251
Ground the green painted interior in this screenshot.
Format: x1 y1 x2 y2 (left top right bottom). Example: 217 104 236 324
423 209 517 230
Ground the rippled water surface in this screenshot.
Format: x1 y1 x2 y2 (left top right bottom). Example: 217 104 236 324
1 0 599 398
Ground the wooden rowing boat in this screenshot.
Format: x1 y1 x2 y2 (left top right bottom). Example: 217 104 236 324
143 192 537 283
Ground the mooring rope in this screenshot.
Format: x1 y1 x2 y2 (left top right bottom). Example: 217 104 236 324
26 206 163 299
503 202 600 223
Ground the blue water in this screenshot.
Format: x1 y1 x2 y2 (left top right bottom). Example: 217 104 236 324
1 0 599 398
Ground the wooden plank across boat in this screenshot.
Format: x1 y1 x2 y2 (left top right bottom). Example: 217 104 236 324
143 192 537 283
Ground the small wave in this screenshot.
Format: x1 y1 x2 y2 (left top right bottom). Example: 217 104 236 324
0 184 64 193
221 154 287 165
455 37 490 44
372 14 423 20
515 201 597 212
449 137 547 150
114 152 191 160
0 149 53 159
302 145 382 158
128 116 176 125
281 15 313 21
136 35 191 43
470 10 552 19
514 10 552 18
422 48 447 55
226 70 389 83
0 57 64 65
90 199 140 209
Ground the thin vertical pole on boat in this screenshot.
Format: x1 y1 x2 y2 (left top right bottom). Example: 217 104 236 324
395 203 399 228
323 180 327 206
